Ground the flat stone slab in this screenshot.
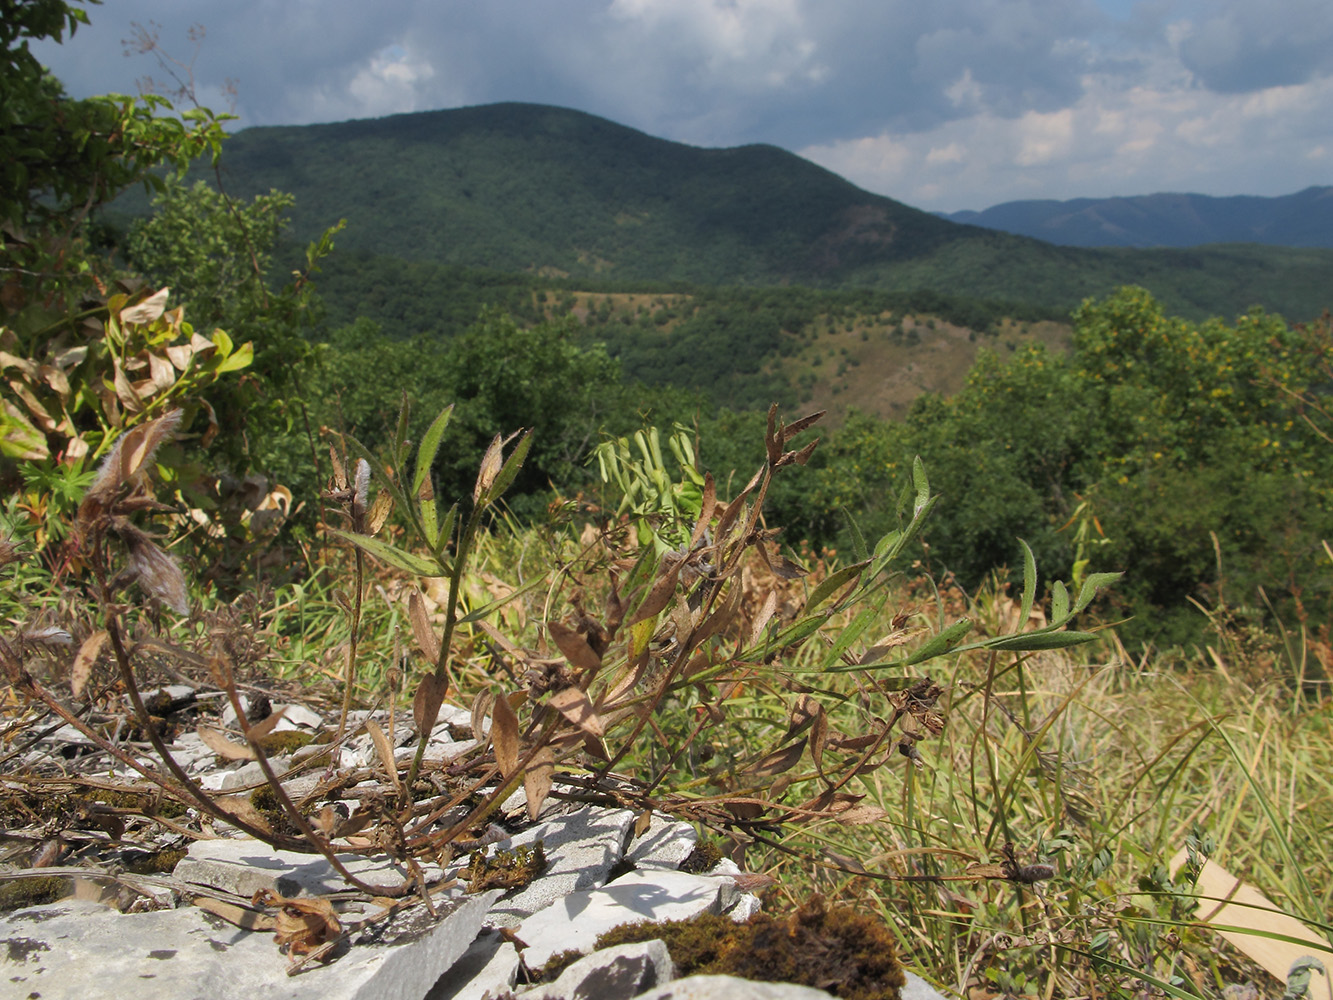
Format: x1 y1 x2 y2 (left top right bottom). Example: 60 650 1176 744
0 890 495 1000
425 928 521 1000
637 974 836 999
516 868 734 969
174 838 440 898
625 814 698 870
479 806 637 924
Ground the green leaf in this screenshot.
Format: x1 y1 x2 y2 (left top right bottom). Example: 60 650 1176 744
911 455 930 518
329 529 446 577
843 509 868 562
985 630 1099 651
1075 571 1122 613
432 503 458 561
906 617 972 665
480 429 534 504
804 559 870 614
412 405 453 497
213 340 252 374
1018 538 1037 626
1050 581 1070 625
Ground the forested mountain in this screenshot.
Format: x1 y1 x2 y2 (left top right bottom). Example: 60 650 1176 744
139 102 1333 322
942 187 1333 249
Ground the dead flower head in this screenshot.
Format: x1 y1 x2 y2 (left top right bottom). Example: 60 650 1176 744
79 409 184 526
121 523 190 616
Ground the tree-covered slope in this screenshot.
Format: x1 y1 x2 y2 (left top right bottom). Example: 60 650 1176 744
145 101 1333 321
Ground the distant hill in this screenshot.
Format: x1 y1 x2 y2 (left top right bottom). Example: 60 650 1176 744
126 102 1333 321
942 188 1333 249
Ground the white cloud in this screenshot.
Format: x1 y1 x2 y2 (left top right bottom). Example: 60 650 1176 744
801 69 1333 210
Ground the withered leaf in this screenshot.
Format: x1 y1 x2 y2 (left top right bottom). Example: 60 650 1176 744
198 724 256 760
834 804 889 826
216 794 273 835
471 690 493 743
625 555 684 627
367 488 394 536
692 581 742 647
413 673 448 735
196 896 276 932
809 704 828 774
491 688 520 780
781 409 825 444
408 589 440 663
366 720 401 793
749 590 779 647
634 809 653 839
744 737 807 777
252 889 342 961
690 472 717 548
729 871 779 893
523 745 555 822
246 706 289 741
785 693 821 739
118 287 170 325
70 629 108 699
548 686 605 738
547 620 601 672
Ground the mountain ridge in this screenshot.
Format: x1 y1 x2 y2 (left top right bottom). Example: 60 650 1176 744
143 101 1333 321
941 187 1333 248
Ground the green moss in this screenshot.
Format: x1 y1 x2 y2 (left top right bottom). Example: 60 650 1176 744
679 839 724 874
460 841 547 893
254 729 316 755
595 896 905 1000
0 876 68 914
123 847 188 875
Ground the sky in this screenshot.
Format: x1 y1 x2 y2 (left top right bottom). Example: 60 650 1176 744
29 0 1333 213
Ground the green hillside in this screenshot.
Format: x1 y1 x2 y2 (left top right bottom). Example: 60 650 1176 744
161 102 1333 322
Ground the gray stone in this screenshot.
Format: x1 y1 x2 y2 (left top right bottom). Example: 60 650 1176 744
637 975 836 999
516 868 735 969
0 890 496 1000
479 806 637 924
902 971 949 1000
626 813 698 870
425 929 521 1000
524 939 674 1000
725 893 763 923
173 837 441 898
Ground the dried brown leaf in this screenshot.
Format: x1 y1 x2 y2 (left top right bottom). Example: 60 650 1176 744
366 720 401 793
408 589 440 663
198 725 256 760
523 746 555 822
118 287 170 325
413 673 448 735
834 804 889 826
633 809 653 839
749 591 779 647
547 620 601 672
123 529 190 616
744 738 806 778
690 472 716 548
70 629 108 699
781 409 825 444
246 706 290 741
785 694 821 738
491 689 520 780
216 795 273 835
692 580 742 646
252 889 342 961
810 704 829 774
196 896 275 932
548 686 605 738
367 489 394 536
626 555 684 627
471 690 493 743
